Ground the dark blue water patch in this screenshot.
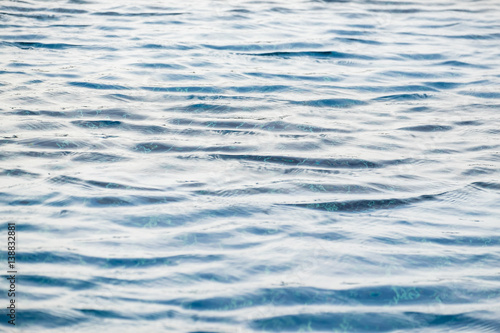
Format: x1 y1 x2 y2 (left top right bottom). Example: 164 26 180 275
237 226 283 236
282 194 436 212
424 148 458 154
369 8 423 14
0 12 60 21
22 275 96 290
373 93 430 101
41 73 80 78
93 11 184 17
0 6 85 14
424 81 463 89
71 120 123 128
0 168 40 178
327 29 375 36
0 6 41 12
454 120 482 126
250 311 497 332
17 251 224 268
48 8 87 14
132 62 186 69
71 153 125 164
171 284 498 312
189 272 240 284
445 33 500 40
1 192 57 206
68 81 130 90
140 43 195 50
7 198 44 206
0 41 82 49
15 150 74 159
398 53 445 60
0 24 23 28
7 62 34 68
0 69 28 75
18 138 89 149
0 6 87 14
46 194 184 207
472 182 500 191
96 25 134 31
292 98 367 108
381 71 460 79
0 222 41 232
0 138 16 146
48 24 90 28
466 144 500 152
213 154 390 169
2 310 87 329
399 125 453 132
78 309 129 320
403 106 430 113
68 0 92 3
462 167 497 176
10 108 147 120
436 60 489 68
407 235 499 247
243 50 374 60
0 34 46 41
297 183 381 194
459 91 500 99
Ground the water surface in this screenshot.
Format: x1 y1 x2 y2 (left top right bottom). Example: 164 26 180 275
1 0 500 332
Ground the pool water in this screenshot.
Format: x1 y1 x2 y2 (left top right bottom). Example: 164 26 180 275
1 0 500 332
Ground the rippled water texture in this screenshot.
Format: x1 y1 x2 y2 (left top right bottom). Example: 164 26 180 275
1 0 500 332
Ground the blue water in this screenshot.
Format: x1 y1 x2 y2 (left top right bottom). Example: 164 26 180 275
1 0 500 332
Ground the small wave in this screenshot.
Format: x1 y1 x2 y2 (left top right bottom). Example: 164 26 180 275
214 154 382 169
399 125 453 132
459 91 500 99
292 98 367 108
93 11 184 17
1 41 80 49
374 93 430 101
242 50 373 60
68 82 130 90
282 194 435 212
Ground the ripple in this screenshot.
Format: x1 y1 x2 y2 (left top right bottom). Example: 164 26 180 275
399 125 453 132
244 50 374 60
282 194 436 212
2 0 500 331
